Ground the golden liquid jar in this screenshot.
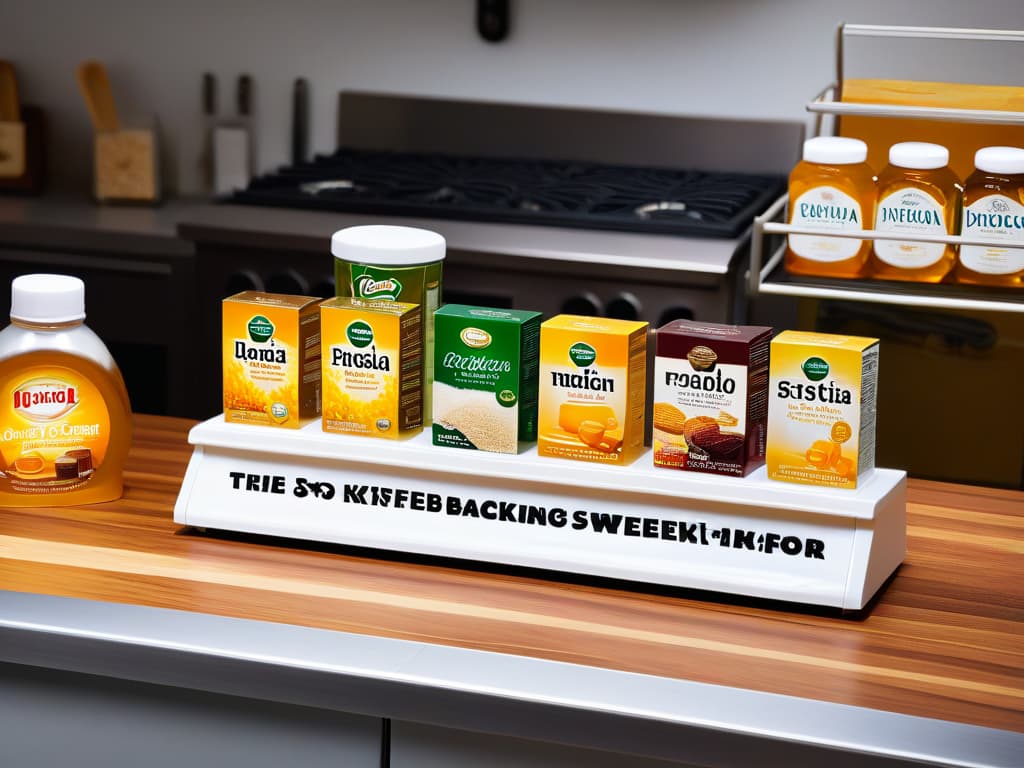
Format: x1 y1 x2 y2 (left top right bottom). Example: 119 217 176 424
957 146 1024 288
870 142 962 283
786 137 875 279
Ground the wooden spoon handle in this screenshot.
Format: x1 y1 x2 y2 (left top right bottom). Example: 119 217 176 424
76 60 120 132
0 61 20 123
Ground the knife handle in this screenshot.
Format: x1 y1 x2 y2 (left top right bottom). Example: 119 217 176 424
291 78 309 165
0 60 20 123
202 72 217 117
237 75 252 118
77 60 120 133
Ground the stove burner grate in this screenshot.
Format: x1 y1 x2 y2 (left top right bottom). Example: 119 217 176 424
234 149 785 238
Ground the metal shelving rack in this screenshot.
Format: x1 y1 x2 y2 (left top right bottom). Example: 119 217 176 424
750 24 1024 314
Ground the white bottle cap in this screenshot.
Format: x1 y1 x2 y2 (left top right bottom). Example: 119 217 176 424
803 136 868 165
331 225 446 266
889 142 949 170
974 146 1024 175
10 274 86 324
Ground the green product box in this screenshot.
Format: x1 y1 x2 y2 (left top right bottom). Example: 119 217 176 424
433 304 542 454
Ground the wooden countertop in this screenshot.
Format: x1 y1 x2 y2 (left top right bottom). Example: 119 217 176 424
1 414 1022 737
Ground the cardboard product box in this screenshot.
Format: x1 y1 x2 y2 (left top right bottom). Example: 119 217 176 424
654 320 772 477
223 291 322 428
767 330 879 489
432 304 541 454
538 315 648 466
321 297 422 439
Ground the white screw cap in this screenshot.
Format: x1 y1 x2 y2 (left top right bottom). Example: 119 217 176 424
803 137 868 165
331 225 446 266
974 146 1024 175
10 274 86 324
889 142 949 170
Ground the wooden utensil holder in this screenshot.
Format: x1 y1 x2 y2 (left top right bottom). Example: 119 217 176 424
0 121 25 178
94 126 159 203
0 106 45 194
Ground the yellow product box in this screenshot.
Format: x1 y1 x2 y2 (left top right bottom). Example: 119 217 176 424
320 297 422 438
223 291 322 428
766 330 879 489
538 315 648 465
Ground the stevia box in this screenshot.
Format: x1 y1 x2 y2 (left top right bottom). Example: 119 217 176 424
433 304 541 454
538 315 648 466
223 291 322 428
767 330 879 490
321 297 423 439
654 320 772 477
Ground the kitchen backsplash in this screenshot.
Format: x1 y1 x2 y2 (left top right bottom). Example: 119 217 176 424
5 0 1023 195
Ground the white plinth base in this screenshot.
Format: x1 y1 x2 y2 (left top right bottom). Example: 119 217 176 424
174 417 907 610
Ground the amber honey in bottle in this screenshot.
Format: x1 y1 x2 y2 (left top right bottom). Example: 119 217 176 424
957 146 1024 287
870 142 962 283
0 274 132 506
786 137 875 279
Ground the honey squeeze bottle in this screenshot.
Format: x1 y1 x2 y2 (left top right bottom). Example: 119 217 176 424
0 274 131 506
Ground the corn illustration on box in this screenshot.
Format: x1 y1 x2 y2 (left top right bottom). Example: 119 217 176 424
432 304 541 454
766 330 879 489
223 291 322 428
321 297 422 438
538 315 648 465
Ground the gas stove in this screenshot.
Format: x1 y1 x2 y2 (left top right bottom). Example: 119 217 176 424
209 92 803 316
232 148 784 239
184 93 803 415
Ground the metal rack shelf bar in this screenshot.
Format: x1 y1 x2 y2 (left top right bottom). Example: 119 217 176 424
749 194 1024 313
842 24 1024 43
806 98 1024 126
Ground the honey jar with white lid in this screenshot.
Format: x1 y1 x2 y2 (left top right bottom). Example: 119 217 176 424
870 142 962 283
785 137 875 279
957 146 1024 288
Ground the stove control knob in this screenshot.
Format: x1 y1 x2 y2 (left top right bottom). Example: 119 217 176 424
605 292 641 321
264 269 310 296
657 306 695 326
560 292 602 317
224 269 264 295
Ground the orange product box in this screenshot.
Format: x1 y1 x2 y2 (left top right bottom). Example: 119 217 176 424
538 315 648 466
222 291 322 428
766 330 879 489
320 297 422 439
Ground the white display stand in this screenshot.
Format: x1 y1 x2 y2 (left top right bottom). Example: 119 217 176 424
174 417 907 610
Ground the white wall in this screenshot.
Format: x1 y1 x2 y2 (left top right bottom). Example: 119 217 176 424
4 0 1024 194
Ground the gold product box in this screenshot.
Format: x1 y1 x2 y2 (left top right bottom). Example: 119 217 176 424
321 297 422 438
538 315 648 466
222 291 322 428
766 330 879 489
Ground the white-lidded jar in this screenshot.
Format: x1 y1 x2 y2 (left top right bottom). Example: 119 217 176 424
332 225 446 421
957 146 1024 287
870 142 962 283
785 136 875 279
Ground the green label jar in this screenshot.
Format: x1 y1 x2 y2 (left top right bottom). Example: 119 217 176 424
332 225 446 421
